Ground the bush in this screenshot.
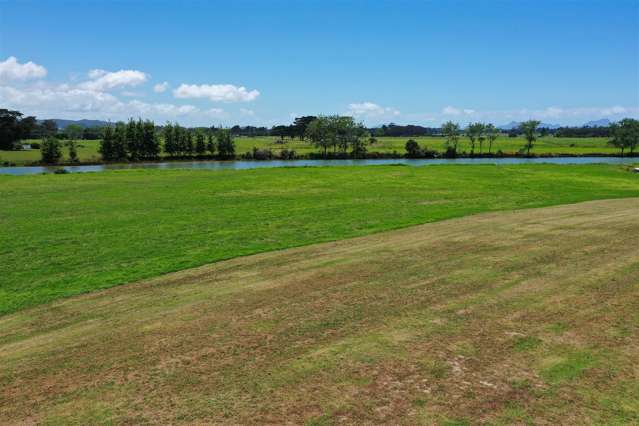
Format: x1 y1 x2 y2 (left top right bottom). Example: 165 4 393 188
279 149 297 160
40 137 62 164
443 146 457 158
30 142 41 149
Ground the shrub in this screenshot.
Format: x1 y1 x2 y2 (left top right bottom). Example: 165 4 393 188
40 137 62 164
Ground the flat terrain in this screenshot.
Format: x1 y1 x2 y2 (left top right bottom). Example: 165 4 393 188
0 136 620 165
2 164 638 314
2 199 637 424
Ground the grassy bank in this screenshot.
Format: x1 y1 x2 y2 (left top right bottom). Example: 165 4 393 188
1 164 638 314
0 136 622 165
2 199 637 424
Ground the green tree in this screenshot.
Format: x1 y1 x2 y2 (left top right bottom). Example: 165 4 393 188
100 125 115 161
112 122 128 161
40 136 62 164
195 132 206 156
405 139 422 158
65 124 82 163
142 120 159 159
485 123 498 154
609 118 639 156
520 120 541 156
466 122 484 156
216 129 235 159
163 123 176 157
305 116 332 157
442 121 460 155
206 133 216 155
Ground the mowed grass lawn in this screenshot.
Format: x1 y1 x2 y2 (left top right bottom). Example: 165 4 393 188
1 164 638 315
2 199 638 424
0 136 620 165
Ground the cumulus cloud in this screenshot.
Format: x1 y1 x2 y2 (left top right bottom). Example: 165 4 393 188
173 83 260 102
0 56 47 81
347 102 400 117
153 81 169 93
78 69 148 91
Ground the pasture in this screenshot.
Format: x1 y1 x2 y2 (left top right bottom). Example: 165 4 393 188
1 164 638 315
0 136 620 165
1 198 638 424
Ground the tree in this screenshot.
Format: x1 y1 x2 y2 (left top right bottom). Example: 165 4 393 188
112 122 128 161
195 132 206 156
216 129 235 159
442 121 460 155
405 139 422 158
65 124 82 163
40 136 62 164
292 116 317 140
0 109 34 150
163 123 177 157
141 120 159 159
485 123 498 154
520 120 541 156
41 119 58 137
466 122 484 156
609 118 639 156
100 125 115 161
305 117 332 157
206 133 216 156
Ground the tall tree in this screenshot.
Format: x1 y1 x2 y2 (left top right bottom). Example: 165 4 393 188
216 129 235 159
163 123 176 157
520 120 541 156
100 125 115 161
442 121 460 155
142 120 159 159
293 116 317 140
112 122 128 161
466 122 484 156
485 123 498 154
206 133 216 156
195 131 206 156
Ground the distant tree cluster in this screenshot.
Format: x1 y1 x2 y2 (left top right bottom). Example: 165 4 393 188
163 124 235 159
374 124 440 137
100 119 160 162
305 115 368 158
0 109 39 150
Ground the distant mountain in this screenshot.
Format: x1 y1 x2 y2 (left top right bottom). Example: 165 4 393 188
498 121 560 130
40 119 111 129
584 119 611 127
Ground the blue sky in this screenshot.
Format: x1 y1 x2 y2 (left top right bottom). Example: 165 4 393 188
1 0 638 126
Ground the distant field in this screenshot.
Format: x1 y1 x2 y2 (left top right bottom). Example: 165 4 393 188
1 164 638 314
0 136 620 165
2 198 638 424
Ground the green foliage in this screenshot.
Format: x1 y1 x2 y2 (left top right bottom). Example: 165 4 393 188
1 164 638 314
609 118 639 156
39 136 62 164
442 121 460 154
195 132 207 156
484 123 499 153
67 140 78 162
305 115 367 157
216 129 235 159
466 122 485 156
520 120 541 156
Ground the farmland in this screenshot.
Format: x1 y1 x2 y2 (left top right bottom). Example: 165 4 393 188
1 164 638 315
1 198 638 424
0 136 621 166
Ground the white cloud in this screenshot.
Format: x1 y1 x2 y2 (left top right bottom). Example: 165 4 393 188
173 83 260 102
348 102 400 117
0 56 47 81
79 69 148 91
240 108 255 116
442 106 476 116
153 81 169 93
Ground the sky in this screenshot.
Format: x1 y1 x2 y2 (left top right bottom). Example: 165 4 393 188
1 0 638 127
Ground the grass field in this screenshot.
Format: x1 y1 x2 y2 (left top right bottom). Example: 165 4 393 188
1 164 638 315
1 198 637 424
0 136 621 165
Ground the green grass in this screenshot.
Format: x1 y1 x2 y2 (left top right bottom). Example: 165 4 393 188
1 164 637 315
0 135 622 165
1 198 638 423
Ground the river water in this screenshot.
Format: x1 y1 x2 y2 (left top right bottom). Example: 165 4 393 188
1 157 637 176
